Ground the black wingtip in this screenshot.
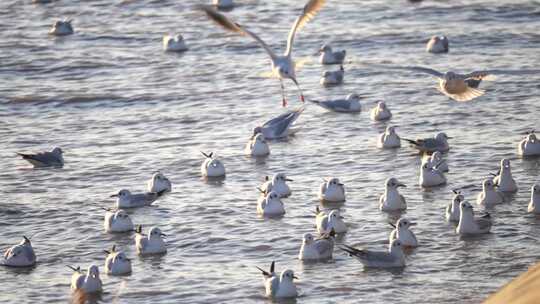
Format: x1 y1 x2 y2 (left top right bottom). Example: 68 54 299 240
270 261 275 273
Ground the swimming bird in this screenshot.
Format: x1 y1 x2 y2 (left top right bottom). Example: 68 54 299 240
370 101 392 121
408 67 495 102
213 0 234 10
253 107 304 139
69 265 102 293
16 147 64 167
260 173 292 198
476 178 504 207
377 126 401 149
147 171 172 193
256 261 298 299
446 190 464 222
104 245 132 276
527 184 540 214
518 132 540 157
426 35 449 53
163 34 188 52
309 93 361 113
110 189 166 209
379 177 407 212
456 201 492 235
419 161 446 187
389 218 418 248
103 208 134 233
2 236 36 267
340 239 406 268
200 151 226 177
245 133 270 157
403 132 451 153
257 191 285 217
315 207 347 234
422 150 448 172
201 0 326 107
298 230 335 261
319 177 346 202
49 19 73 36
492 158 517 192
318 44 346 65
320 65 344 86
135 225 167 255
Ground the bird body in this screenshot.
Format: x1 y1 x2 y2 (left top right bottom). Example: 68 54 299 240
493 159 517 192
163 34 188 52
104 209 134 233
254 107 304 139
316 208 347 234
377 126 401 148
200 152 226 177
245 134 270 157
298 232 334 261
104 246 132 275
379 178 407 211
135 226 167 255
257 191 285 217
426 35 449 53
320 65 344 86
518 133 540 157
476 178 504 207
49 19 73 36
389 218 418 248
147 171 172 193
370 102 392 121
70 265 102 293
319 178 346 202
527 184 540 213
260 173 292 198
456 201 492 234
319 44 346 64
340 240 406 268
3 236 36 267
17 147 64 167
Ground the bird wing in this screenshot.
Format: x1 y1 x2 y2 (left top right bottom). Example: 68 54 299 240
17 151 61 165
263 107 304 138
23 247 35 262
200 6 277 60
285 0 326 57
463 71 496 81
319 99 352 111
407 66 444 78
438 85 485 102
475 218 492 231
314 239 333 256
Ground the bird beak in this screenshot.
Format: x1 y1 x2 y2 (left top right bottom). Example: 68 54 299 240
160 233 167 237
291 77 299 86
339 216 344 219
103 250 110 255
285 178 293 182
338 183 344 186
389 223 396 228
446 136 453 139
409 222 417 226
110 194 119 198
293 275 299 280
397 183 406 188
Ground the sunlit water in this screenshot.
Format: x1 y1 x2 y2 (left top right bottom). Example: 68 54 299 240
1 0 540 303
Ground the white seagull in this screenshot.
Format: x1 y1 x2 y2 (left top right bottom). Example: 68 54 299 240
340 239 406 268
403 132 451 153
135 225 167 255
320 65 344 86
426 35 449 53
245 133 270 157
389 218 418 248
446 190 464 222
110 189 166 209
69 265 103 293
201 0 326 106
147 171 172 193
518 132 540 157
17 147 64 167
257 191 286 217
318 44 346 64
527 184 540 214
256 261 298 299
492 158 517 192
49 19 73 36
104 245 132 276
163 34 188 52
379 177 407 212
419 161 446 187
253 107 304 139
456 201 492 235
377 126 401 149
370 101 392 121
422 150 449 172
476 178 504 207
298 231 335 261
200 151 226 177
2 236 36 267
315 207 347 234
260 173 292 198
103 208 134 233
319 177 346 202
309 93 361 113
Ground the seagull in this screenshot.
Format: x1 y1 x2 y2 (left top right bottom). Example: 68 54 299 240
200 151 226 177
456 201 492 235
2 236 36 267
370 101 392 121
476 178 504 207
426 35 449 53
49 19 73 36
518 131 540 157
298 230 335 261
110 189 166 209
163 34 188 52
256 261 298 298
147 171 172 193
257 191 286 217
389 218 418 248
69 265 103 293
315 207 347 234
419 161 446 187
135 225 167 255
492 158 517 192
379 177 407 212
377 126 401 149
527 184 540 214
340 239 406 268
103 208 134 233
403 132 451 153
253 107 304 139
245 133 270 157
104 245 132 276
446 190 464 222
201 0 326 107
422 151 449 172
17 147 64 167
318 44 346 65
320 65 344 86
260 173 292 198
309 93 361 113
319 177 346 202
407 67 496 102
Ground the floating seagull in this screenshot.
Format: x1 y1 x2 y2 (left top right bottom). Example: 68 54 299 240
135 225 167 255
256 261 298 299
201 0 326 106
403 132 451 153
370 101 392 121
422 151 449 172
426 35 449 53
318 44 346 65
17 147 64 168
419 161 446 187
245 133 270 157
527 184 540 214
456 201 492 235
476 178 504 207
379 177 407 212
377 126 401 149
518 132 540 157
104 245 132 276
407 67 495 102
69 265 102 293
492 159 517 192
110 189 166 209
257 191 285 217
147 171 172 193
340 239 406 268
446 190 464 222
213 0 234 10
163 34 188 52
253 107 304 139
200 151 226 177
2 236 36 267
103 208 134 233
309 93 361 113
260 173 292 198
49 19 73 36
319 177 346 202
389 218 418 248
320 65 344 86
315 207 347 234
298 230 335 261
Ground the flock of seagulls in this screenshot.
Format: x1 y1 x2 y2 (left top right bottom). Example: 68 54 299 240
4 0 540 301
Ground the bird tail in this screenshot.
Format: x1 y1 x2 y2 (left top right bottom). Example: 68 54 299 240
338 244 362 257
401 138 419 146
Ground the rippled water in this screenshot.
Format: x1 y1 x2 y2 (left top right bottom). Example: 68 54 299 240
1 0 540 303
